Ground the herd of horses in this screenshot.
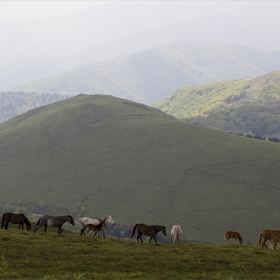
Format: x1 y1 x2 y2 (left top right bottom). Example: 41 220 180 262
5 212 279 249
0 212 182 244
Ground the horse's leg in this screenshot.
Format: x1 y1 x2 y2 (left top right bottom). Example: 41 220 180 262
4 221 9 230
137 232 143 243
149 236 153 243
58 227 63 234
81 226 86 236
44 225 48 233
154 236 158 245
262 237 268 248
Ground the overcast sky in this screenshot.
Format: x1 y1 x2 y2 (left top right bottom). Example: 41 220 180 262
0 1 104 20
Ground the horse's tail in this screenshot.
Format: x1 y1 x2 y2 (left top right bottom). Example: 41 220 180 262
256 232 263 247
1 213 5 228
173 231 178 243
36 217 41 226
130 224 138 239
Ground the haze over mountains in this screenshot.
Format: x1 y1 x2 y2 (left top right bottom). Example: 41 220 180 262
2 1 280 91
7 42 280 105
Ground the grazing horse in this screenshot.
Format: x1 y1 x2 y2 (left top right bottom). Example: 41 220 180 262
224 231 243 244
256 229 280 248
130 223 166 245
34 215 75 234
171 225 182 243
80 215 115 237
85 221 107 237
1 212 31 231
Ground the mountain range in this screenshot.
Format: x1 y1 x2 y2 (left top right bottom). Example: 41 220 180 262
7 42 280 105
2 1 280 91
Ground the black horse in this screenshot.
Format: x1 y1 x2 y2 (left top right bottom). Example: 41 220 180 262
130 223 166 245
34 215 75 234
1 212 31 231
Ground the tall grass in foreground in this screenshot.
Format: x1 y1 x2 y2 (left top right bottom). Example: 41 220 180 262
1 226 280 279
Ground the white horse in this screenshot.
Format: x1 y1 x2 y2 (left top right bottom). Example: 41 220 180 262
79 215 115 237
171 225 182 243
270 235 280 250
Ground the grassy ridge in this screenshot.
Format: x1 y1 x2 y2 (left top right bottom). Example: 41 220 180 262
1 224 280 279
1 95 280 243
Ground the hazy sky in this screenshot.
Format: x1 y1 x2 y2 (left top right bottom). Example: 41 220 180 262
0 1 104 20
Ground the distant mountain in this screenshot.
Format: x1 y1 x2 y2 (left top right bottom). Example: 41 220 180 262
8 42 280 105
153 71 280 136
0 92 69 123
2 1 280 90
2 94 280 243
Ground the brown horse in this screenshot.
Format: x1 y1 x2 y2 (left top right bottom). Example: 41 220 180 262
1 212 31 231
224 231 243 244
130 223 166 245
84 221 107 237
256 229 280 248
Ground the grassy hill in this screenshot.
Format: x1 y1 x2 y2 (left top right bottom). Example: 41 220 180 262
7 42 280 104
1 225 280 279
1 94 280 243
153 71 280 135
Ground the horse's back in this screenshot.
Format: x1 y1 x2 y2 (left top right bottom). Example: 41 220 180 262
225 230 241 239
80 217 100 226
171 225 182 236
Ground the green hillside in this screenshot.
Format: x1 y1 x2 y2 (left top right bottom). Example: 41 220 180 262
1 94 280 243
8 42 280 104
154 71 280 135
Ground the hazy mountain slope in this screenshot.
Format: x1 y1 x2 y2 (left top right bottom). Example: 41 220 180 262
153 71 280 135
2 2 280 90
1 94 280 243
8 42 280 105
0 92 69 123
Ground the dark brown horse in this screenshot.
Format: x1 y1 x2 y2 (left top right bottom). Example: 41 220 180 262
130 223 166 245
1 212 31 231
256 229 280 248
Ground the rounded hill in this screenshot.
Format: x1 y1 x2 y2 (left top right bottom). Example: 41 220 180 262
1 94 280 243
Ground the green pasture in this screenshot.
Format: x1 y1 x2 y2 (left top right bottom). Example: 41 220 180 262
1 223 280 279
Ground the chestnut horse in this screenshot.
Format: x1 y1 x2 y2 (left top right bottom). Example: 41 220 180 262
1 212 31 231
130 223 166 245
256 229 280 248
84 221 107 237
224 231 243 244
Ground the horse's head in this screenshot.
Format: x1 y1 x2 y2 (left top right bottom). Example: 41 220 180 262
239 238 243 245
68 215 75 226
25 218 32 231
106 215 115 225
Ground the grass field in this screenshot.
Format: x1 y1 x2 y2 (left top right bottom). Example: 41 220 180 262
1 223 280 279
